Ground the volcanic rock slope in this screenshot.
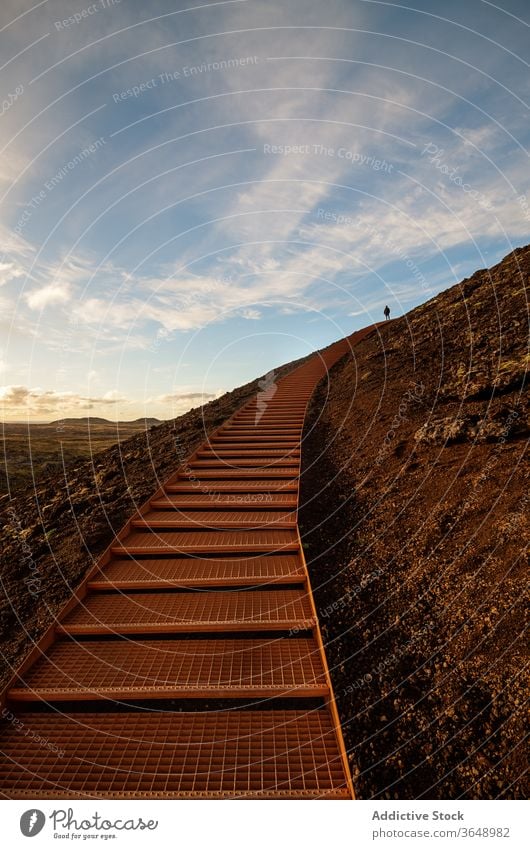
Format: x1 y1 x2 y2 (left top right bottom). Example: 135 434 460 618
299 245 529 799
1 246 528 800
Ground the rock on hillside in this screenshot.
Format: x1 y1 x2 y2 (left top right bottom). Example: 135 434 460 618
299 245 529 799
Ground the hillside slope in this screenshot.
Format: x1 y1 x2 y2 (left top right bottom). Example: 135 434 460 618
299 245 529 799
1 247 527 800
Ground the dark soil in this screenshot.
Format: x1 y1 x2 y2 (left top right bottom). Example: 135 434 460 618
299 245 529 799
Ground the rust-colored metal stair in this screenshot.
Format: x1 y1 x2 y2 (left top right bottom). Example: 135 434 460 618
0 327 373 799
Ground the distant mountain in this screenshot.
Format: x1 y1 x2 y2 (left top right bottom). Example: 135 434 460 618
1 417 164 498
47 417 162 427
48 417 114 426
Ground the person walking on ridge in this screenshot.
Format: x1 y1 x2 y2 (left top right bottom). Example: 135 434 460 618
384 305 391 320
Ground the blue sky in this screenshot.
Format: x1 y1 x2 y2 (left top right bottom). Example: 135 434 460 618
1 0 529 421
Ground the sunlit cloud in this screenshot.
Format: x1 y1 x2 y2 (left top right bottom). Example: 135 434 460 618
0 384 131 415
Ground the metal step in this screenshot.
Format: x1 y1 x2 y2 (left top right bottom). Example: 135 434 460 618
210 436 300 444
57 589 315 634
87 554 306 589
189 459 300 469
9 637 327 701
150 493 297 509
182 465 298 475
131 509 297 529
197 449 300 457
111 528 299 555
164 480 298 492
0 710 350 798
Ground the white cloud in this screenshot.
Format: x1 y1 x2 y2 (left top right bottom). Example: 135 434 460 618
0 261 25 286
25 280 72 309
0 385 132 415
102 389 128 402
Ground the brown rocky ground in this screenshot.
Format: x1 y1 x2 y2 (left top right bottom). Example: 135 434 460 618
299 245 529 799
0 356 308 689
1 246 527 799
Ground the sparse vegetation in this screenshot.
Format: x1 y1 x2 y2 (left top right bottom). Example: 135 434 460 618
0 418 161 498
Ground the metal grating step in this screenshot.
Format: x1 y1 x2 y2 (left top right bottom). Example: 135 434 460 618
150 493 297 509
132 510 296 529
220 428 301 434
9 637 327 701
57 589 315 634
205 443 299 451
164 480 298 492
210 437 300 444
197 449 300 457
235 416 306 422
189 459 300 469
87 554 306 589
112 528 299 555
179 468 298 480
0 710 350 799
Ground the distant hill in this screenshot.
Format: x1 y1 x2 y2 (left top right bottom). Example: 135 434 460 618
47 417 162 427
1 417 162 497
48 417 114 426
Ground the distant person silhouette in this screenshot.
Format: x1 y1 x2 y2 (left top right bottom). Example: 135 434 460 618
384 305 391 320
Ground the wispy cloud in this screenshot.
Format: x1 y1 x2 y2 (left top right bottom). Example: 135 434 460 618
0 0 528 419
151 390 217 404
0 260 25 286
